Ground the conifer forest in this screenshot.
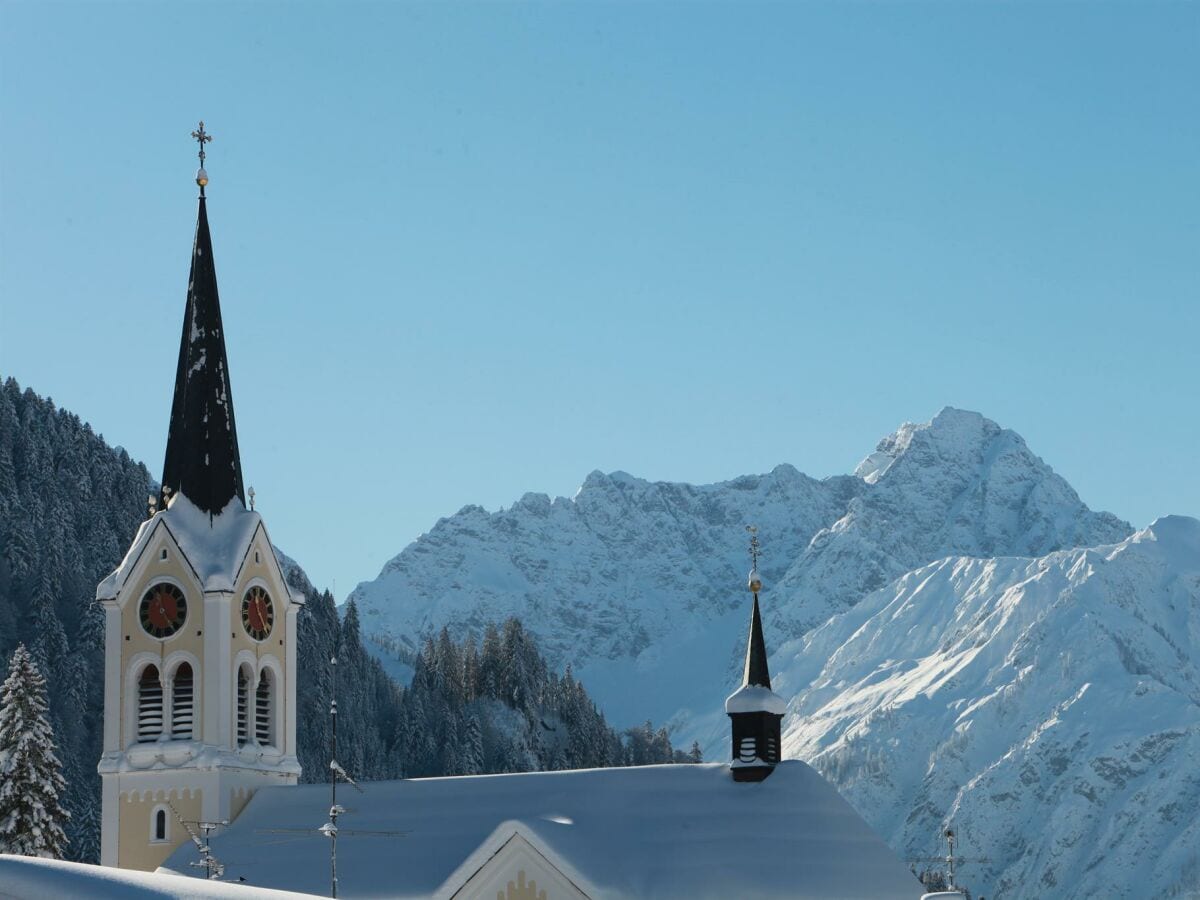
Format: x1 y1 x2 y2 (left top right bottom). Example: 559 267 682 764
0 377 687 862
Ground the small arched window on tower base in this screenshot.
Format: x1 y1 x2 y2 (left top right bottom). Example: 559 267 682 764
150 805 170 843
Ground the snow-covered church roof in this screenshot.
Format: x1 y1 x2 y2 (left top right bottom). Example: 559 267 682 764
161 762 921 899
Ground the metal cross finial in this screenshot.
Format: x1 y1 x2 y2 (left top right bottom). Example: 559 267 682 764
191 121 213 166
746 524 761 572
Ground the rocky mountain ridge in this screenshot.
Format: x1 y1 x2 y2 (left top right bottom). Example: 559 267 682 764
352 408 1131 731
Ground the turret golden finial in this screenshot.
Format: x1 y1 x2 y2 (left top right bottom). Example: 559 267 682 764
746 525 763 594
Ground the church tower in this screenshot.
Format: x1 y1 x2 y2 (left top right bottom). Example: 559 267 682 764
725 528 786 782
96 125 302 871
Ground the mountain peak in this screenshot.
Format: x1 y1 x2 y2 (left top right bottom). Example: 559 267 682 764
779 408 1132 637
854 408 1004 485
1135 514 1200 561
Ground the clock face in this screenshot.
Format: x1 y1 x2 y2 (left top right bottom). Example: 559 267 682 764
242 586 274 641
140 583 187 638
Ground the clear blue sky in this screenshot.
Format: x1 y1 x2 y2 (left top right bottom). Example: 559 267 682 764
2 2 1197 599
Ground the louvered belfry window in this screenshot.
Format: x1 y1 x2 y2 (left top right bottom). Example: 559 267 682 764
255 670 273 746
171 662 194 740
236 667 250 746
739 735 757 763
764 734 777 763
137 666 163 742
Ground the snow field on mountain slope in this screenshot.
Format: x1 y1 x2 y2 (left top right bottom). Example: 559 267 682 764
782 517 1200 899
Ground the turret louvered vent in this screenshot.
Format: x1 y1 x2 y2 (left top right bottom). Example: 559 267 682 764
236 667 249 747
137 666 163 742
739 736 757 763
255 671 273 746
171 662 194 740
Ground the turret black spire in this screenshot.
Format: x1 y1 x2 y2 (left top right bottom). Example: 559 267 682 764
160 129 245 517
726 527 786 782
743 593 772 689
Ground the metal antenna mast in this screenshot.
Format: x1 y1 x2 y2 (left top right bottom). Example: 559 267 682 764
326 654 364 899
946 828 957 889
255 658 401 893
329 654 341 898
907 825 991 894
168 801 227 881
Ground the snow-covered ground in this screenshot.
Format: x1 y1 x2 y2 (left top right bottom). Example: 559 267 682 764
0 855 320 899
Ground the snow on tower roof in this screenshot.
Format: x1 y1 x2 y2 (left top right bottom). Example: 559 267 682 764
96 494 301 601
160 762 922 899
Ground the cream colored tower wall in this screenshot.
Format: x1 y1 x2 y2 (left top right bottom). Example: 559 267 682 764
99 514 301 870
116 787 202 872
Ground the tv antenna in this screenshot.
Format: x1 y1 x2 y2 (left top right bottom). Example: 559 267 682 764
907 827 991 893
253 655 406 898
167 802 227 881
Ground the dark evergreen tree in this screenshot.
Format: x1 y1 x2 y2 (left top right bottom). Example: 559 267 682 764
0 377 151 861
0 644 69 858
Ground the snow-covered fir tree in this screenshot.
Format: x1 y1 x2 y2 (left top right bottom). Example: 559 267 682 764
0 377 150 860
0 643 69 858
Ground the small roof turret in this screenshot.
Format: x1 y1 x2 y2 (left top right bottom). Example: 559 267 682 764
727 527 787 781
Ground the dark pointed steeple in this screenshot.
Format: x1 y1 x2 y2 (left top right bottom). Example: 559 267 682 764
742 593 772 690
160 125 245 517
726 527 786 782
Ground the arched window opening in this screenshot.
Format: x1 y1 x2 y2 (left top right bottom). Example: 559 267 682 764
153 808 167 842
236 667 250 747
255 669 274 747
137 666 163 743
171 662 194 740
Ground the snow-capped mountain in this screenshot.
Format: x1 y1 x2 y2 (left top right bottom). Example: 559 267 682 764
770 408 1129 640
778 516 1200 899
352 408 1129 730
351 407 1200 896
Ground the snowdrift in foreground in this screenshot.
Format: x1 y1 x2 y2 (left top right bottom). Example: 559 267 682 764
0 855 319 899
779 516 1200 900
